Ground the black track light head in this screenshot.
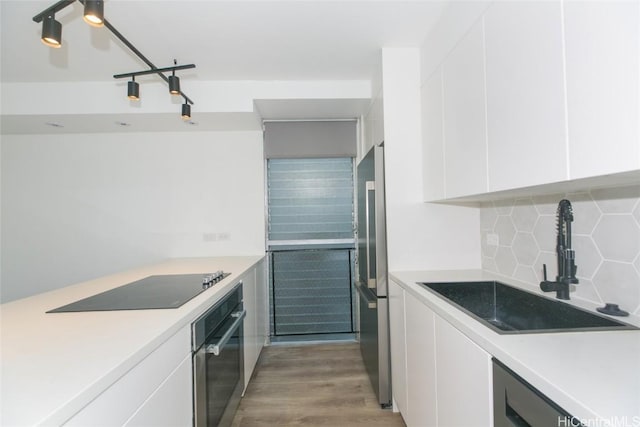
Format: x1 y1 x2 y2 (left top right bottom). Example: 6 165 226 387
127 79 140 100
83 0 104 27
168 74 180 95
41 15 62 48
181 103 191 120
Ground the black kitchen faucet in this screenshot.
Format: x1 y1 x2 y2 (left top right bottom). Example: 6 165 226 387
540 199 579 300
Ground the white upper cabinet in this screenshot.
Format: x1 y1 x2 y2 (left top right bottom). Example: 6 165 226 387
363 93 385 160
422 68 446 201
420 0 639 201
442 19 488 198
484 0 568 191
563 0 640 179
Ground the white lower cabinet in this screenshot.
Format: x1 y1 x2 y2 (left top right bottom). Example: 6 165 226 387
64 326 192 426
62 261 267 427
242 259 268 391
388 279 408 416
390 286 493 427
124 354 192 426
434 316 492 426
404 290 437 427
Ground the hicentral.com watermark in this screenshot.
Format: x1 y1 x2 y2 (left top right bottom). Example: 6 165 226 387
558 416 640 427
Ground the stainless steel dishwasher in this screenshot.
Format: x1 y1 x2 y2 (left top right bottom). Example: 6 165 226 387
192 282 245 427
493 358 580 426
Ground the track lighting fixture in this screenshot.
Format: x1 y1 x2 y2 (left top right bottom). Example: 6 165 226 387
168 61 181 95
33 1 196 119
181 103 191 120
127 77 139 100
41 15 62 48
114 63 195 103
168 74 180 95
33 1 73 48
83 0 104 27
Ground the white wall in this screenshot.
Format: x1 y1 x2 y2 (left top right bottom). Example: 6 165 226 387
381 48 481 271
1 131 265 303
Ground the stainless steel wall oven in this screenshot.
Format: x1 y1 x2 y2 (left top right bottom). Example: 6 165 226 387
192 282 245 427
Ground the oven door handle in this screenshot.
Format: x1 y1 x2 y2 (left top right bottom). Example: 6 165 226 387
206 309 246 356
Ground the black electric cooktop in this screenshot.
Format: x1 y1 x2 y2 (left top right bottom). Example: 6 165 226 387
47 272 230 313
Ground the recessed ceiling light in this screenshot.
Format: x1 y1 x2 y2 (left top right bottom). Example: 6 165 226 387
45 121 64 128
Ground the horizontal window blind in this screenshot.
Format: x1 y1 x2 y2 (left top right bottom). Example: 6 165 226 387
272 249 353 336
267 158 354 242
264 121 357 158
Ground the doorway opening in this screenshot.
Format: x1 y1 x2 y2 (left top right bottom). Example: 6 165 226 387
266 157 356 343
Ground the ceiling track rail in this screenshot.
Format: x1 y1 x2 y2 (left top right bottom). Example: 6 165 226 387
102 16 195 105
32 0 195 105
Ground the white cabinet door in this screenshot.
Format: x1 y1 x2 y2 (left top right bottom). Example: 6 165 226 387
254 259 268 361
388 279 408 417
434 316 492 426
370 93 385 152
392 285 493 427
124 354 192 427
442 19 488 198
64 327 191 426
484 1 568 191
242 260 268 391
422 68 446 201
242 268 258 392
564 0 640 179
405 291 437 427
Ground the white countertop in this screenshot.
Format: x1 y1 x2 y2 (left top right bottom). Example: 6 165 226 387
0 256 264 427
390 270 640 426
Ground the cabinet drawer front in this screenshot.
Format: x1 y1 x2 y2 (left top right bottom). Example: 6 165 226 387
124 355 192 427
64 327 191 426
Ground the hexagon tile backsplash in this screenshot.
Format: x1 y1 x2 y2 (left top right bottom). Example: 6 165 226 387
480 185 640 316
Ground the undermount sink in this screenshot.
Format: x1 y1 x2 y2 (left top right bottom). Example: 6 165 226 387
419 281 638 334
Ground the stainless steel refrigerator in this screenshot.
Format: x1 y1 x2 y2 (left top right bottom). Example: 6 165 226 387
356 143 391 408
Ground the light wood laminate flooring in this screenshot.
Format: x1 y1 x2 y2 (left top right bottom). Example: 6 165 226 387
231 342 406 427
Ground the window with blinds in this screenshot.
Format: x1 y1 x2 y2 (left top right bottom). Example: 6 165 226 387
271 249 353 336
267 158 355 244
267 157 355 337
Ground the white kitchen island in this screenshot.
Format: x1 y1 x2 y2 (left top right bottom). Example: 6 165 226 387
0 256 265 426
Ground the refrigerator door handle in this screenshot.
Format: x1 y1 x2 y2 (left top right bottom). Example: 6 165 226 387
365 180 376 289
357 283 377 309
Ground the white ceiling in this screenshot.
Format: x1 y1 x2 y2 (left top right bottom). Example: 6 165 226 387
1 0 449 132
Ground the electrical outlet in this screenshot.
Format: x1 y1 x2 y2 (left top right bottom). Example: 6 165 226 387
203 233 217 242
203 232 231 242
486 233 499 246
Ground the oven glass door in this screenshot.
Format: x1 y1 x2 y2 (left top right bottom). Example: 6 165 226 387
194 307 245 427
